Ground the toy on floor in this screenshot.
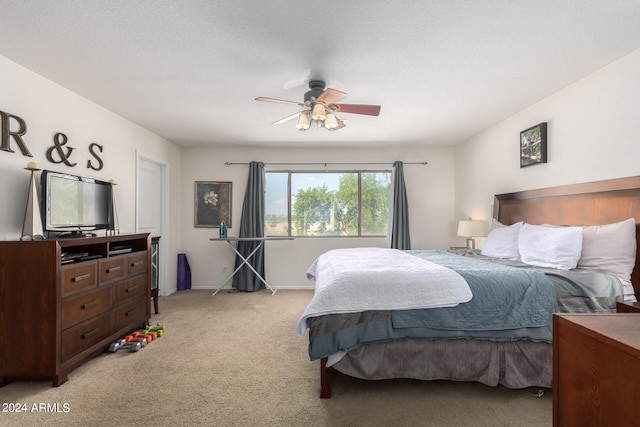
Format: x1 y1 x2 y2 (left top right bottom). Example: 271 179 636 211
108 339 142 353
127 331 155 344
124 333 150 346
143 323 166 338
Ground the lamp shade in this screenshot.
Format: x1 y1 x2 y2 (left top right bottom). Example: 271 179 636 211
311 103 326 121
296 112 310 130
457 220 486 238
324 113 339 129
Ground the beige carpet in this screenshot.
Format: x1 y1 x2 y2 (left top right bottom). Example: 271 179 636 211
0 290 552 426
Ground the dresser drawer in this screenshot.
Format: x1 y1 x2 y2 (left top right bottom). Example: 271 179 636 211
113 274 147 305
61 261 98 296
112 296 147 332
99 257 126 284
61 312 111 362
126 251 147 276
62 286 112 329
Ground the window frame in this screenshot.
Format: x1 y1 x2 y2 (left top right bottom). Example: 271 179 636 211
265 169 391 238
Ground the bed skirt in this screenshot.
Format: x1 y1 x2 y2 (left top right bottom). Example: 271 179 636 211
324 338 551 396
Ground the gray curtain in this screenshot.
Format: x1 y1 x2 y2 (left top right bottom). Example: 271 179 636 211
232 161 266 291
388 160 412 250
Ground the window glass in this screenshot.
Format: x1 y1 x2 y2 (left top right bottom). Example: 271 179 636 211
361 172 391 236
265 171 390 237
265 172 288 236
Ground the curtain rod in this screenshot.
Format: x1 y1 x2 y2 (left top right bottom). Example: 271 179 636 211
224 161 428 166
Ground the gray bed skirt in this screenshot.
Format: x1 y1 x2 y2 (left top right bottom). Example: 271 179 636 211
331 338 552 389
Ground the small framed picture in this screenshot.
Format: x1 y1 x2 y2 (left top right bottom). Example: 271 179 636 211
194 181 232 228
520 122 547 167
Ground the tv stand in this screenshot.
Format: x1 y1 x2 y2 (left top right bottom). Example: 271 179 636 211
0 233 151 387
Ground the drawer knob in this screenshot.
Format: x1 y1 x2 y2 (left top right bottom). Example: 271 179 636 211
131 261 144 267
107 266 122 273
125 308 137 317
73 273 91 282
82 328 99 339
126 285 138 293
82 300 98 309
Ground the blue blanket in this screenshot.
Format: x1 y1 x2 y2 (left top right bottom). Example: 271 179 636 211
392 251 558 330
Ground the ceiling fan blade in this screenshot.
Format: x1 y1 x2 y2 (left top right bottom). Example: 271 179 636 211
272 111 307 125
283 68 312 90
317 88 346 105
256 97 306 107
331 104 381 116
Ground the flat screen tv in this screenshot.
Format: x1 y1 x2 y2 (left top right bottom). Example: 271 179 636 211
41 170 114 236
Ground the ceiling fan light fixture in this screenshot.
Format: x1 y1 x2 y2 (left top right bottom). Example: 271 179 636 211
311 103 326 121
256 80 380 132
296 112 310 130
324 113 339 129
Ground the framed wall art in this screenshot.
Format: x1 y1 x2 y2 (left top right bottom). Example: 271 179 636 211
520 122 547 167
194 181 232 228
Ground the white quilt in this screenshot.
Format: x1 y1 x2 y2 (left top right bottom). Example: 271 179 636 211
295 247 472 335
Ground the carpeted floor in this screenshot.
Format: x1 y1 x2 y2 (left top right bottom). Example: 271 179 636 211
0 290 552 426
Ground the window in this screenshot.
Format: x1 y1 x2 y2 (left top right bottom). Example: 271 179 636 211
265 171 391 237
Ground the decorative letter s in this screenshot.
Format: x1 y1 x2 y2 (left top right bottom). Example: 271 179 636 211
87 142 104 171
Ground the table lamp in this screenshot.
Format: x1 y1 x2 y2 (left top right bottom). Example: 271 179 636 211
457 219 485 249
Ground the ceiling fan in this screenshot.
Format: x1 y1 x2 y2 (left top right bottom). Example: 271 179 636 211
255 80 381 131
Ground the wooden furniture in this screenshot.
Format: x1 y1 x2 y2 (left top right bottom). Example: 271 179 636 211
151 236 160 314
617 301 640 313
317 175 640 398
0 233 151 387
553 314 640 426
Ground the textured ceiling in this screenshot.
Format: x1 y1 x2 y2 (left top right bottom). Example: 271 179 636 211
1 1 639 148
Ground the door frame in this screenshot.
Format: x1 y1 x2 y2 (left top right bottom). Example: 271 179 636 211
136 152 169 296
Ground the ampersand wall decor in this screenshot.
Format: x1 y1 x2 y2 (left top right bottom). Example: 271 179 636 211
46 132 77 167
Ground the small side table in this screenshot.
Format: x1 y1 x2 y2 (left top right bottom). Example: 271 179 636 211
616 301 640 313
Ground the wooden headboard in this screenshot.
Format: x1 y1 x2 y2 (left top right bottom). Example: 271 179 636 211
493 175 640 297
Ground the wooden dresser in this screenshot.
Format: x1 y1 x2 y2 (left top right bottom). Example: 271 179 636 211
553 314 640 426
0 233 151 387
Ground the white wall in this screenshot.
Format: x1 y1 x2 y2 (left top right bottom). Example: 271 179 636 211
180 145 456 290
455 48 640 231
0 55 183 293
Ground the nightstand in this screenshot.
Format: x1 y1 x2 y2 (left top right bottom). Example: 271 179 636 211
616 301 640 313
553 314 640 425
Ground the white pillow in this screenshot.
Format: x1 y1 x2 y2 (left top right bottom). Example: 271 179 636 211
578 218 636 282
491 218 505 229
518 224 583 270
481 221 523 260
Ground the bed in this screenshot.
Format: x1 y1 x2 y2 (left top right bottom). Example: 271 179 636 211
297 176 640 398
